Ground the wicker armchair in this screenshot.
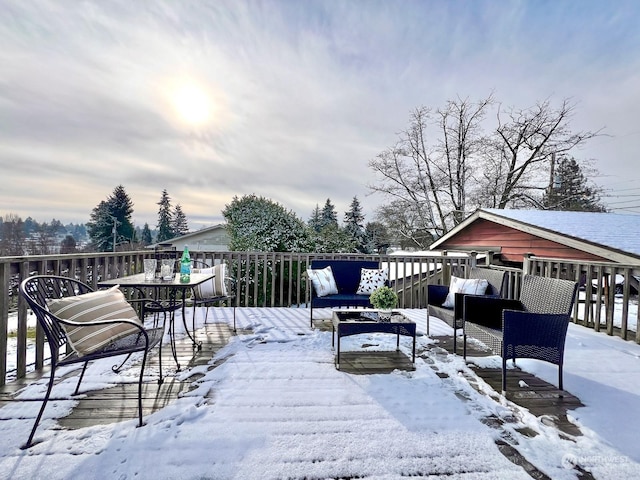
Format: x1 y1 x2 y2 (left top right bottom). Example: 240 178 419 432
463 274 578 393
427 267 508 353
19 275 166 448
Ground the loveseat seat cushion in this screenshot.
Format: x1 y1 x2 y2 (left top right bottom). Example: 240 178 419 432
311 293 373 309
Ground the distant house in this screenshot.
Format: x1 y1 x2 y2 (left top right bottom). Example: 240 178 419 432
430 209 640 266
150 224 230 252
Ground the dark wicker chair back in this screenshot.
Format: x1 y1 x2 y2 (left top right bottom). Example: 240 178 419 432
519 275 578 315
468 267 507 297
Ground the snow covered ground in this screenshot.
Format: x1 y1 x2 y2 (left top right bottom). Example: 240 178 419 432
1 307 639 479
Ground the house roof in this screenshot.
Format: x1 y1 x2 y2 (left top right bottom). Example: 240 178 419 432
430 208 640 264
149 223 228 248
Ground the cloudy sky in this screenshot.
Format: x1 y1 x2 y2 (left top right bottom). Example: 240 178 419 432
1 0 639 230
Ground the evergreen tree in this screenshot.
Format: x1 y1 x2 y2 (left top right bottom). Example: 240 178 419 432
0 213 25 256
110 185 136 243
309 224 356 253
86 185 136 251
60 235 77 254
343 196 369 253
308 204 323 233
141 223 153 245
543 156 607 212
223 194 310 252
87 201 111 251
320 199 338 229
172 204 189 236
365 221 390 253
156 189 174 242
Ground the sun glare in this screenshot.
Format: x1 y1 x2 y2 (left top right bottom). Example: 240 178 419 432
171 82 213 127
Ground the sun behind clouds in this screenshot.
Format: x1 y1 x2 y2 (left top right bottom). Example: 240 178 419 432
169 80 214 128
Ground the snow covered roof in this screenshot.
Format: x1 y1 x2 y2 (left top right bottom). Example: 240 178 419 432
431 208 640 264
484 209 640 256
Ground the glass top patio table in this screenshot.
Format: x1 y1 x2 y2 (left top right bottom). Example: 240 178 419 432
98 272 215 370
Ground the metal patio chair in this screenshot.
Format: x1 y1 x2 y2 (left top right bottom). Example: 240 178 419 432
19 275 166 448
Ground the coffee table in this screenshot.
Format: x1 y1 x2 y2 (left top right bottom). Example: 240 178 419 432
331 309 417 370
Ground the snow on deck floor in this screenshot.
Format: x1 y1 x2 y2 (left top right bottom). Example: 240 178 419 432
0 307 638 479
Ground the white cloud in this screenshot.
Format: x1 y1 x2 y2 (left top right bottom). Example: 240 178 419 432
1 0 640 227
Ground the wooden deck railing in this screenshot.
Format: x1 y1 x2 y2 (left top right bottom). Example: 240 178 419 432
525 254 640 343
1 250 638 385
0 250 478 385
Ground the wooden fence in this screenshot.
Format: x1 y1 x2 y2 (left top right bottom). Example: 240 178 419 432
1 250 638 385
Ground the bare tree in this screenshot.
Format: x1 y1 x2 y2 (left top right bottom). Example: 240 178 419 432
489 98 601 208
369 96 493 240
370 96 602 244
0 213 25 256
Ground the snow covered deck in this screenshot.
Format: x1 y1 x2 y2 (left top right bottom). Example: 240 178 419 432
0 307 639 479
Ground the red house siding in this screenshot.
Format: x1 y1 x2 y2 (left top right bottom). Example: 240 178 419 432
440 219 607 263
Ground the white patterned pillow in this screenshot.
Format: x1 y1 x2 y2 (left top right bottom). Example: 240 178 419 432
307 266 339 297
48 285 142 357
356 268 388 295
193 264 228 298
442 276 489 308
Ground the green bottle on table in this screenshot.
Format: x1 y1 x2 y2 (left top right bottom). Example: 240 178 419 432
180 245 191 283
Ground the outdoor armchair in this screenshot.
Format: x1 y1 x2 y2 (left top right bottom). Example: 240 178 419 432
19 275 166 448
427 266 507 353
463 274 578 393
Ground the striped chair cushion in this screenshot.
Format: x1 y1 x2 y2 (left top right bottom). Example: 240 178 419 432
48 285 142 356
194 264 228 298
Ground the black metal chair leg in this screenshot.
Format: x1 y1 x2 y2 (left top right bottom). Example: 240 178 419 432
137 350 148 427
74 362 89 395
502 356 507 394
112 353 133 374
558 365 563 391
24 367 57 449
157 337 164 385
463 333 467 360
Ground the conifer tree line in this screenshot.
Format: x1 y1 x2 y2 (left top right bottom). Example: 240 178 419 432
1 186 192 254
223 194 390 254
84 186 191 251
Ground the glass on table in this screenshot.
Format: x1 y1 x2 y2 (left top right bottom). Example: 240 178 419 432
160 259 175 281
143 259 157 281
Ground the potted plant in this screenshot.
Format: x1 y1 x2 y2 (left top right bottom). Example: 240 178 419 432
370 286 398 321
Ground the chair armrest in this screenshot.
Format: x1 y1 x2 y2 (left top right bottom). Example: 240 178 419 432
427 285 449 306
463 296 523 329
55 316 146 332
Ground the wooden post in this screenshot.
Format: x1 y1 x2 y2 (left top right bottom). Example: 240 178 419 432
0 262 8 386
523 253 534 276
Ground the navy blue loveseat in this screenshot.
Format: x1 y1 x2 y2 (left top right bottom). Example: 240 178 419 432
308 259 382 327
